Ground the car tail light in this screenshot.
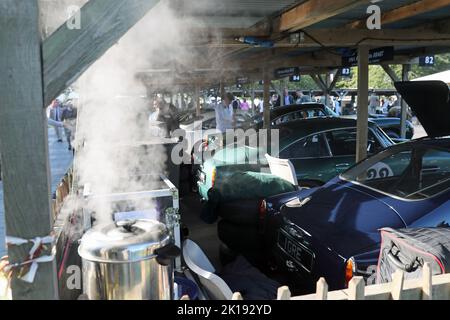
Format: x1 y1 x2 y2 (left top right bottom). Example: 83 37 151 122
211 167 217 188
259 200 267 218
345 257 356 285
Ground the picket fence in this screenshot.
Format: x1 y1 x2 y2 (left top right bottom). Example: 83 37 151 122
181 263 450 301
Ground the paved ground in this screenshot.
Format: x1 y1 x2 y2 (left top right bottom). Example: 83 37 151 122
0 128 73 257
180 191 221 269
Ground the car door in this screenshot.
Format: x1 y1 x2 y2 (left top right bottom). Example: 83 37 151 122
325 127 385 175
278 133 335 183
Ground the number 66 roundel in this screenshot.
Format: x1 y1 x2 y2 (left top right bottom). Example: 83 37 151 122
366 162 394 180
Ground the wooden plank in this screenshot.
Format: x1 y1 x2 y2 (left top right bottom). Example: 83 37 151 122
42 0 161 106
293 273 450 300
316 278 328 300
356 45 369 162
277 286 291 300
202 25 450 48
348 277 365 300
279 0 368 32
0 0 58 300
349 0 450 29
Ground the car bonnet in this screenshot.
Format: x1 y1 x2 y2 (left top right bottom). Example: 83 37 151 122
394 80 450 137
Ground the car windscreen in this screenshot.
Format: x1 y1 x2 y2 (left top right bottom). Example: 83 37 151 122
341 143 450 200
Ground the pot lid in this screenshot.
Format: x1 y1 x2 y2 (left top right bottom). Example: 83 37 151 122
78 219 171 263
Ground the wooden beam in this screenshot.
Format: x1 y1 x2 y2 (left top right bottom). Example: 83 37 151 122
43 0 161 106
279 0 369 32
194 24 450 48
0 0 58 300
349 0 450 29
381 65 400 83
356 45 369 163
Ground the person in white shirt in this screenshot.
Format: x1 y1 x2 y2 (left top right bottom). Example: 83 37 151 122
214 93 234 133
333 98 341 115
368 92 379 115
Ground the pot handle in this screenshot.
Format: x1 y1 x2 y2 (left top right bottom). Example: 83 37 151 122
154 244 181 266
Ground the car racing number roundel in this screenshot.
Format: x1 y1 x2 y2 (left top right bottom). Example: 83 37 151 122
366 162 394 180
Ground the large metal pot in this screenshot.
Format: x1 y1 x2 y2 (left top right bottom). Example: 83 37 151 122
78 219 180 300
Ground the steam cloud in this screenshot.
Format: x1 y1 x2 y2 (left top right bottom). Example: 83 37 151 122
67 1 227 224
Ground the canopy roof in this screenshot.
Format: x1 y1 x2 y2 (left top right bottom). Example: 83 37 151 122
413 70 450 83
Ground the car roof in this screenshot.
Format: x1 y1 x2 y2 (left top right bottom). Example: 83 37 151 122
275 117 378 145
270 103 327 119
392 136 450 149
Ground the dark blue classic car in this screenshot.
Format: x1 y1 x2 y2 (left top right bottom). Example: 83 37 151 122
265 81 450 292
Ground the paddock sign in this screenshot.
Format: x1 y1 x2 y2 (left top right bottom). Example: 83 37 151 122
342 46 394 66
274 67 300 79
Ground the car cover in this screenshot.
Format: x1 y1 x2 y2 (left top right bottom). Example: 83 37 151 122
377 227 450 284
200 171 296 223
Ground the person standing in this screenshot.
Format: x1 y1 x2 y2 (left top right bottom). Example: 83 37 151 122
240 98 250 111
333 98 341 115
280 88 294 106
214 92 234 133
49 99 63 142
61 101 77 151
368 92 379 115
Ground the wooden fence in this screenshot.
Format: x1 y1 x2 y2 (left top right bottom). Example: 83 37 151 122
227 263 450 300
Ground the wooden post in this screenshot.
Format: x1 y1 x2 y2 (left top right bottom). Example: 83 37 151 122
348 277 365 300
325 73 332 108
277 286 291 300
400 64 410 138
220 81 226 99
0 0 58 299
232 292 243 300
356 45 369 162
194 84 201 116
391 270 405 300
316 277 328 300
422 262 433 300
263 69 271 129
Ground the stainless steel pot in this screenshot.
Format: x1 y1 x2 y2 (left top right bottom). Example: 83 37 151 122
78 219 180 300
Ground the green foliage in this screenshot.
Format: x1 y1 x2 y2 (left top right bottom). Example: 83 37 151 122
335 53 450 90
